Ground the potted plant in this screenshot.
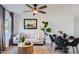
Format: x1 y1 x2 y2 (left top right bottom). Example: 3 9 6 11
41 21 52 44
20 35 25 44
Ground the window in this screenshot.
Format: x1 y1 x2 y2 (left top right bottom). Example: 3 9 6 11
5 10 11 47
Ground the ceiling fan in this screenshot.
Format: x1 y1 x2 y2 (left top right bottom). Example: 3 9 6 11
24 4 47 15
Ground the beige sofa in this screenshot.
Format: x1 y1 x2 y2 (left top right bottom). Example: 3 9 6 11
13 32 45 45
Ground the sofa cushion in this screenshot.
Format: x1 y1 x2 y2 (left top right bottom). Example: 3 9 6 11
40 33 44 40
30 33 36 39
34 34 40 40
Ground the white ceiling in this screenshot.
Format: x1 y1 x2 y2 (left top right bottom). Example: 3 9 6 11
2 4 79 17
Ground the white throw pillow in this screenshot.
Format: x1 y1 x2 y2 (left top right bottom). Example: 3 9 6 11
23 33 28 39
16 34 20 40
34 34 39 40
39 32 44 40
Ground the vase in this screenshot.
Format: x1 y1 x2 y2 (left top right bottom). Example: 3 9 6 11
20 42 25 46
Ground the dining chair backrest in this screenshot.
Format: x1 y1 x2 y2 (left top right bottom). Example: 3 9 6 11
52 34 57 39
49 34 55 42
71 38 79 46
54 36 66 48
63 33 68 39
68 36 75 39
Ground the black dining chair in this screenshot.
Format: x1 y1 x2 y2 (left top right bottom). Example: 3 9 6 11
54 36 68 53
68 36 75 40
49 34 55 48
67 38 79 53
63 33 68 39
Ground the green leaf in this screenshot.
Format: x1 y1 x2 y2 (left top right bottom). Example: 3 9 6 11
42 21 45 24
46 28 52 33
41 28 45 31
44 22 48 28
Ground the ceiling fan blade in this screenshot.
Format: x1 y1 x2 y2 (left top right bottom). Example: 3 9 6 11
24 10 32 12
38 11 46 14
26 4 33 9
38 5 47 9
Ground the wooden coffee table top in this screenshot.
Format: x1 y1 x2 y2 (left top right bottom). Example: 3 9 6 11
18 42 33 47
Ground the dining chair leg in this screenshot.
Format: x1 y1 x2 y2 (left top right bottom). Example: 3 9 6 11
72 47 75 54
60 50 63 54
76 46 79 53
51 43 52 48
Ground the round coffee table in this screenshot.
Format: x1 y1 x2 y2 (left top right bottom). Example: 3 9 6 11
18 42 33 54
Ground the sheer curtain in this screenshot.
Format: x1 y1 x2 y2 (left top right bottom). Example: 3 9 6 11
0 5 14 53
5 10 14 47
5 10 11 47
0 5 5 53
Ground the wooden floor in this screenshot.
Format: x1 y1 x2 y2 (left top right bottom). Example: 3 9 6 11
33 46 50 54
2 42 79 54
2 45 50 54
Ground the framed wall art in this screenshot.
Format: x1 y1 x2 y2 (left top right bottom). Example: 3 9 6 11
24 19 37 29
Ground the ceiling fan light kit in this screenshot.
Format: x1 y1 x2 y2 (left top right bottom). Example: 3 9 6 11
24 4 47 15
32 10 37 15
33 10 37 13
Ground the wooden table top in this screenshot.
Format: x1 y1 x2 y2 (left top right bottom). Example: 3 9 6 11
18 42 33 47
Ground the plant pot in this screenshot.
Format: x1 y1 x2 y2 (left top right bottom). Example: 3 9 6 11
20 42 25 46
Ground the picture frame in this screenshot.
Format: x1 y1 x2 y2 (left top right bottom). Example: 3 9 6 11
24 19 37 29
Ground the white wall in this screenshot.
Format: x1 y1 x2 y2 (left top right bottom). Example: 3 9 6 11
14 13 74 42
14 14 20 34
14 13 74 35
74 17 79 37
